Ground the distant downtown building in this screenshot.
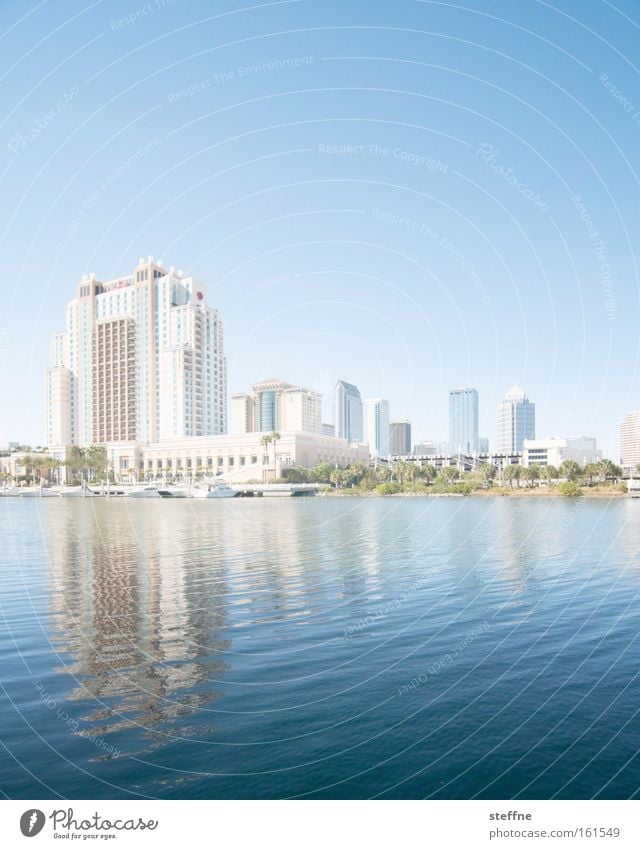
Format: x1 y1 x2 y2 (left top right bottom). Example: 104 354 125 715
231 378 322 434
496 385 535 453
389 421 412 455
334 380 363 442
364 398 390 458
523 436 601 468
45 256 227 446
619 411 640 471
413 441 438 455
449 388 479 454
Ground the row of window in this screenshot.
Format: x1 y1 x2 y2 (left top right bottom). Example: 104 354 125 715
142 454 275 470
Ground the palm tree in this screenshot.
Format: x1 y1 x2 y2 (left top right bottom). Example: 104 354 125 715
64 445 86 482
583 462 600 485
540 464 557 486
347 462 366 486
23 454 56 484
503 465 516 489
598 459 622 483
394 459 409 484
419 464 437 485
270 431 280 480
560 459 582 482
86 445 108 481
476 462 497 486
261 434 273 483
439 466 460 484
525 464 541 487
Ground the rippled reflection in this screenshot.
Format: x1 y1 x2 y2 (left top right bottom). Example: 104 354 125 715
44 502 231 752
2 496 640 799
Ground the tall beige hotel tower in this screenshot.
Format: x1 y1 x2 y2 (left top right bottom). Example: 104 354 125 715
45 256 227 447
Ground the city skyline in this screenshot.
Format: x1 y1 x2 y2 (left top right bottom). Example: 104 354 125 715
34 256 632 465
40 257 565 453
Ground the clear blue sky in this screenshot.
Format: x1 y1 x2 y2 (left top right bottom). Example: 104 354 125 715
1 0 639 458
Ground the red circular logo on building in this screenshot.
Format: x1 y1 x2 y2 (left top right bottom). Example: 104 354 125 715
197 291 203 300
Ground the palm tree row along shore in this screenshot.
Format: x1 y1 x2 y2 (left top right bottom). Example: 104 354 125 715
283 458 628 497
2 444 629 498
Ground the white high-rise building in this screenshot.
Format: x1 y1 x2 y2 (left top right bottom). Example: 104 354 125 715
364 398 390 458
496 385 535 453
334 380 363 442
620 411 640 471
45 257 227 446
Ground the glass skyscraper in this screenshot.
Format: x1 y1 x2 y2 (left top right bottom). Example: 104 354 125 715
449 388 479 454
334 380 363 442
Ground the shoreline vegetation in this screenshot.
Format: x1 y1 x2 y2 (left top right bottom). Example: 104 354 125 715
282 459 630 499
4 451 631 499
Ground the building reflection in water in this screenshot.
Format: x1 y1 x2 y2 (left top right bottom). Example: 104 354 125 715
44 501 231 755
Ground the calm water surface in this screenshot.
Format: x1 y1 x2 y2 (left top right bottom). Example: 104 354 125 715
1 496 640 799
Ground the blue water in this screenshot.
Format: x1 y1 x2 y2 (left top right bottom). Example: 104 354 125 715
1 496 640 799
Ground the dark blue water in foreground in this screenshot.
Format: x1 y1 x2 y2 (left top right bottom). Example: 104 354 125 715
1 496 640 799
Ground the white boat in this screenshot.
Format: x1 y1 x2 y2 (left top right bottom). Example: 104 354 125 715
126 484 161 498
156 484 189 498
191 482 237 499
59 485 96 497
0 486 21 497
20 486 59 497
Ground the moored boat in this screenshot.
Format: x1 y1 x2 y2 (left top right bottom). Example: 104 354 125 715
59 485 96 497
126 484 162 498
191 482 237 499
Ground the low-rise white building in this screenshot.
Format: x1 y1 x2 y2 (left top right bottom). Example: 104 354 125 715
523 436 602 468
93 431 369 483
